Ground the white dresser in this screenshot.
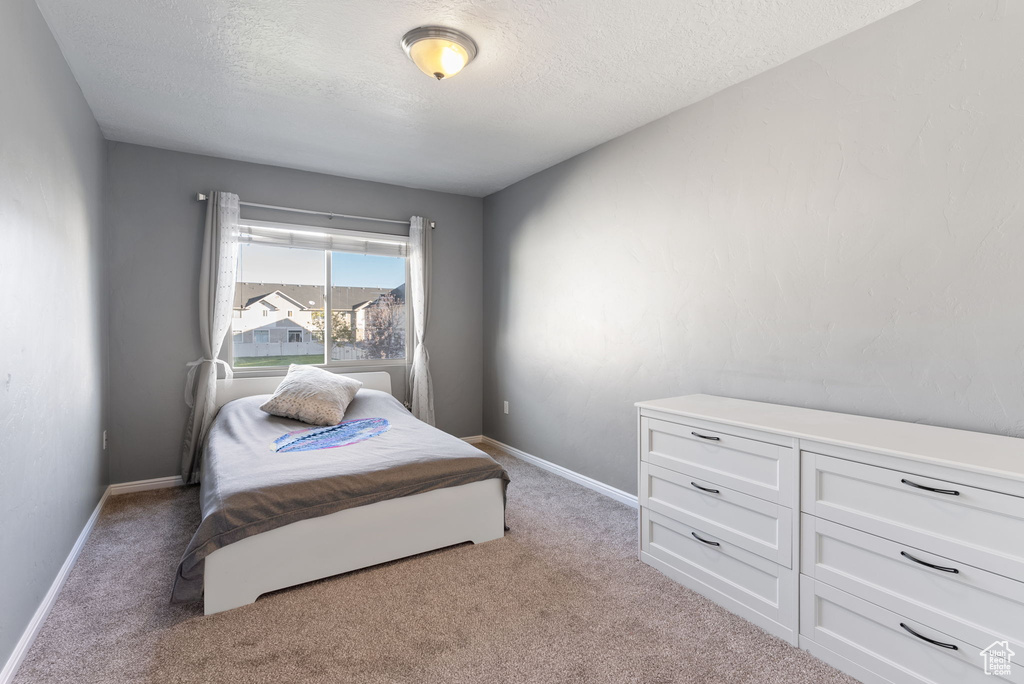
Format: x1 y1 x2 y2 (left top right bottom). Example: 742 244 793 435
636 394 1024 684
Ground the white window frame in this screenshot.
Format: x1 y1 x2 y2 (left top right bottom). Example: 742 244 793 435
253 330 270 344
287 329 303 343
227 221 412 375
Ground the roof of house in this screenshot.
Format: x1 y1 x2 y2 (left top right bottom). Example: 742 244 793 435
242 290 308 310
353 284 407 311
235 283 396 311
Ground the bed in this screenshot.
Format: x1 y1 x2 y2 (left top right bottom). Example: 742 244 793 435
172 372 508 615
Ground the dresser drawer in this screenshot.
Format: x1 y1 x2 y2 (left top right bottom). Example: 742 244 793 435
801 452 1024 579
801 577 1023 684
801 515 1024 649
640 417 794 503
641 462 792 566
641 508 795 641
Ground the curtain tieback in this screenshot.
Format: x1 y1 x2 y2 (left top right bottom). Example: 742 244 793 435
184 358 233 407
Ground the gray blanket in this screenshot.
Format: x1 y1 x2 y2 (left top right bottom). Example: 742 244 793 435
172 389 509 602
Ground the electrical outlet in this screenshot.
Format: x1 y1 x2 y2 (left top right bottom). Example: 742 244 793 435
503 401 509 415
102 430 108 450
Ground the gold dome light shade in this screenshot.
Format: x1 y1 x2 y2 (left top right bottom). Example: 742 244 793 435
402 26 477 80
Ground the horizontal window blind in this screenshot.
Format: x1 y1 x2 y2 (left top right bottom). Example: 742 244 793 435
237 220 408 258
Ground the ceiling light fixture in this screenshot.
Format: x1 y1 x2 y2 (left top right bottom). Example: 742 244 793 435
401 26 477 81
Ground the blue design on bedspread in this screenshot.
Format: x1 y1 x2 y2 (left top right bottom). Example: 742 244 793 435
272 417 391 452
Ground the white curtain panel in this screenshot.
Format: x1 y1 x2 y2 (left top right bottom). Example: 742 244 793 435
408 216 435 425
181 191 240 483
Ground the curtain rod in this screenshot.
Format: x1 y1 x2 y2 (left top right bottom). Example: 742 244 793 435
195 193 434 228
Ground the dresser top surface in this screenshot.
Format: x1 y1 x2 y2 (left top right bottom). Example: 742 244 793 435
636 394 1024 482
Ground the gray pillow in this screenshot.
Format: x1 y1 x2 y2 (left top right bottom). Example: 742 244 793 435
259 365 363 426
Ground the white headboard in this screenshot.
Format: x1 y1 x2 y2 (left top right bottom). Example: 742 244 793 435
214 371 394 410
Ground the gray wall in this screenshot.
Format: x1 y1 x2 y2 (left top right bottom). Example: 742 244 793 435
483 0 1024 494
0 0 108 668
106 144 484 483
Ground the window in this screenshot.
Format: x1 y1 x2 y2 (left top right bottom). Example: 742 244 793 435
231 220 408 370
329 252 407 362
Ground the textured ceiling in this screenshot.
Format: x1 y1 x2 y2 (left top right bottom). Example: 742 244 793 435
36 0 920 196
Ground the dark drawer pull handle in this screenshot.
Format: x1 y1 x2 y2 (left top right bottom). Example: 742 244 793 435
690 481 721 494
900 623 958 650
900 478 960 496
691 532 721 547
900 551 959 574
691 431 721 441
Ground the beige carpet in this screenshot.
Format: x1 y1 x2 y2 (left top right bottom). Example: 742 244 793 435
13 445 858 684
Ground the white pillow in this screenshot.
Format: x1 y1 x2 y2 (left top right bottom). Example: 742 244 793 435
259 365 363 426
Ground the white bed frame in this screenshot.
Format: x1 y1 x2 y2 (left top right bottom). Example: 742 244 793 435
204 372 505 615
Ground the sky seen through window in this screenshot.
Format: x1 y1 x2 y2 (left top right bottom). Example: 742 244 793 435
237 244 405 288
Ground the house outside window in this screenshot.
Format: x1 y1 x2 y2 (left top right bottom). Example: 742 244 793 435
230 220 409 370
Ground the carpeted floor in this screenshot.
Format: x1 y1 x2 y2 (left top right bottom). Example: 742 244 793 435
14 445 859 684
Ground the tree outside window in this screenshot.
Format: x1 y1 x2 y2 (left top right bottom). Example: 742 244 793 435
310 310 354 347
363 293 406 360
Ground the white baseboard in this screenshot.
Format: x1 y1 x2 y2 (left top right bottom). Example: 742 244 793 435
2 474 185 683
0 487 109 684
108 475 183 496
459 435 485 445
481 437 638 509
